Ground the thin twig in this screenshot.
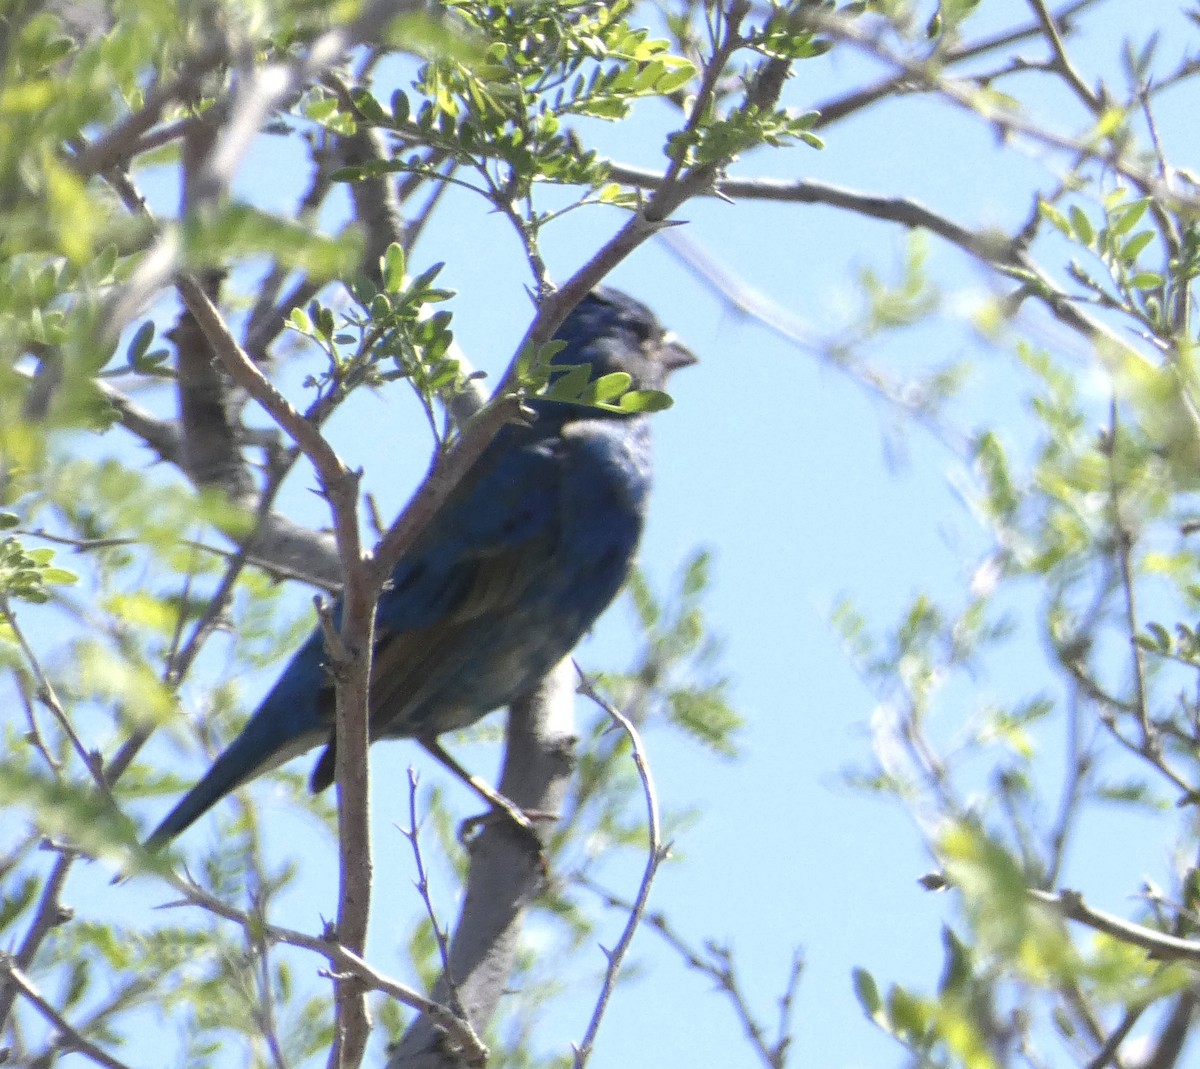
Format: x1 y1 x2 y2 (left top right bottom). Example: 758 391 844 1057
572 668 666 1069
0 852 77 1030
0 959 133 1069
152 870 487 1063
799 6 1198 218
0 597 106 793
15 672 60 774
1025 0 1103 113
1029 888 1200 963
605 159 1159 380
654 227 972 453
577 873 801 1069
809 0 1103 128
1103 401 1152 748
401 770 461 1016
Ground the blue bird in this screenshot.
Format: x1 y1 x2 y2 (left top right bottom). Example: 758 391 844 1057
147 288 695 847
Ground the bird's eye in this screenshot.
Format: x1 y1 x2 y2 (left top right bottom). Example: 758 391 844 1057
629 317 661 348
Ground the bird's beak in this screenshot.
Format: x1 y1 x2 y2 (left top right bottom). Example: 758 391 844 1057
658 332 699 372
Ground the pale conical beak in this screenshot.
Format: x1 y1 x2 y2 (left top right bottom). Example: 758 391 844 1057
658 332 698 372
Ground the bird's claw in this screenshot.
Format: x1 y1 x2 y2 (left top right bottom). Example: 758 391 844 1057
458 805 557 857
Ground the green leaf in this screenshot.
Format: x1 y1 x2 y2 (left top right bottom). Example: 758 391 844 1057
127 321 155 363
581 371 632 404
852 967 883 1020
1110 197 1149 235
391 89 410 124
1120 230 1155 262
614 389 672 413
544 363 592 401
182 204 363 280
597 182 633 205
1038 199 1071 236
382 243 406 293
1096 780 1165 808
288 307 313 334
1092 105 1128 139
1069 205 1094 246
937 926 973 995
668 686 741 755
409 261 446 295
351 88 388 124
0 875 38 929
681 550 710 598
305 94 338 121
655 63 695 94
887 985 928 1038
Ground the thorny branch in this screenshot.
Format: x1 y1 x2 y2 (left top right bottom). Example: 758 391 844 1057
572 669 667 1069
577 873 802 1069
0 958 133 1069
152 867 489 1064
401 769 461 1017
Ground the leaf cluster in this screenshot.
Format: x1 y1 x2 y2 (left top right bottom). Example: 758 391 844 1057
331 0 697 205
0 530 77 605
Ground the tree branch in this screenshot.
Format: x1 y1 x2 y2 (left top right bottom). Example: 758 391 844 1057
171 272 376 1069
1030 888 1200 963
388 659 577 1069
1025 0 1104 114
572 669 666 1069
604 162 1152 364
0 958 133 1069
153 870 487 1063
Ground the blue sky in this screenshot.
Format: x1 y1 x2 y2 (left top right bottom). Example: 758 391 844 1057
40 1 1200 1066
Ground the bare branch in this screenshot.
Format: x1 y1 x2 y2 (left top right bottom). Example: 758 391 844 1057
389 659 576 1069
795 5 1200 220
153 870 487 1064
572 668 666 1069
0 959 133 1069
172 272 376 1069
810 0 1104 132
68 43 226 177
401 770 460 1015
1025 0 1104 114
0 853 76 1030
605 162 1158 367
1030 889 1200 964
0 597 105 791
1141 992 1198 1069
578 874 802 1069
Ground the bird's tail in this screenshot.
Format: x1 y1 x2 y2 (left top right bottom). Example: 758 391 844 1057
144 701 328 851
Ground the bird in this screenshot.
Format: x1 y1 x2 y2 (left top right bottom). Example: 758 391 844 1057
146 287 696 847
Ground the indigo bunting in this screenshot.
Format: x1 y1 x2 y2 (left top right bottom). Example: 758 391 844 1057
147 288 694 846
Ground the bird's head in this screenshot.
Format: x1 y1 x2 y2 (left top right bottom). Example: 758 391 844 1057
539 287 697 413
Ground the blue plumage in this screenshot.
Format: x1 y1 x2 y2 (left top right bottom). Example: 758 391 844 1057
147 288 694 847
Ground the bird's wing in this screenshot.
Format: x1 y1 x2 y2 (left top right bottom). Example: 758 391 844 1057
374 432 570 706
374 430 563 634
304 433 568 790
